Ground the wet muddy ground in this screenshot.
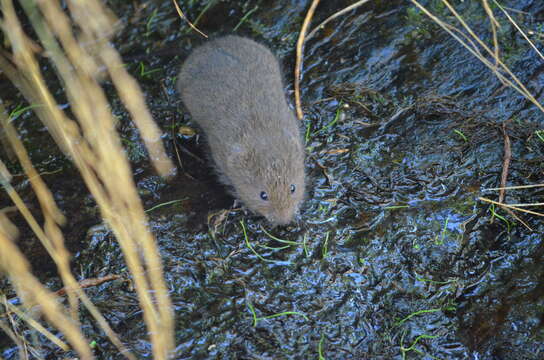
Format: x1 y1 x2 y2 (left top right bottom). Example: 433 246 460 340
2 0 544 359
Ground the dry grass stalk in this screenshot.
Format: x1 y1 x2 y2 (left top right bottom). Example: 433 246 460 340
0 232 92 359
172 0 208 38
2 295 69 352
408 1 544 226
492 0 544 61
294 0 321 121
483 184 544 191
307 0 372 40
0 0 175 358
479 197 544 217
0 316 29 359
411 0 544 114
481 0 500 66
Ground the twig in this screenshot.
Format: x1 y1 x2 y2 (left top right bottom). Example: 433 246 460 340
501 202 544 207
171 0 208 38
499 122 511 204
54 275 122 296
2 298 70 351
307 0 372 40
483 183 544 191
503 208 533 232
294 0 321 121
479 197 544 217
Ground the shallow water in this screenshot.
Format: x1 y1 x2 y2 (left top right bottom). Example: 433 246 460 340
2 0 544 359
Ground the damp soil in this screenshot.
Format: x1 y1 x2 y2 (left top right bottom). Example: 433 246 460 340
2 0 544 359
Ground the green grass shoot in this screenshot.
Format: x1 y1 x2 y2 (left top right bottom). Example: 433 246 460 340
260 225 299 245
384 205 410 210
9 103 44 122
400 331 440 360
303 233 309 258
322 232 330 258
489 203 512 232
434 216 449 245
305 121 311 143
145 8 158 36
139 62 162 78
192 0 217 27
535 130 544 143
453 129 468 142
247 300 308 327
396 306 455 327
145 199 187 213
233 6 258 31
319 102 342 133
241 220 277 263
318 332 326 360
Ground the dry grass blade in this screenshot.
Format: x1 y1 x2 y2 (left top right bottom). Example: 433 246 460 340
2 297 69 352
40 1 174 356
493 0 544 61
0 0 175 358
500 202 544 207
483 183 544 191
0 318 28 359
410 0 544 114
0 3 136 358
503 208 533 232
0 233 93 359
481 0 500 66
307 0 372 40
479 197 544 217
408 1 544 227
295 0 321 121
172 0 208 38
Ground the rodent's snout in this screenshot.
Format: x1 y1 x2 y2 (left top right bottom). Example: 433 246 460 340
267 208 297 226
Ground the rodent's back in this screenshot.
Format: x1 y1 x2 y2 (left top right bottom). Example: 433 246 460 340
177 36 293 137
177 36 305 225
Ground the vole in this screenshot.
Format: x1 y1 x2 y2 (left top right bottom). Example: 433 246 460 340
177 36 305 225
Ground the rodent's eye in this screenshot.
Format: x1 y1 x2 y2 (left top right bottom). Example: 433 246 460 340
260 191 269 201
290 184 296 194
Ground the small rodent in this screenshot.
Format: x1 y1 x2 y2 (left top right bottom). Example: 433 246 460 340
177 36 305 225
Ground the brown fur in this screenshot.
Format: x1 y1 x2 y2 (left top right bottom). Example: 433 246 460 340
177 36 305 225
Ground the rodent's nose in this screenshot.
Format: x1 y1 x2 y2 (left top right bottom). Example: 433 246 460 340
270 210 294 226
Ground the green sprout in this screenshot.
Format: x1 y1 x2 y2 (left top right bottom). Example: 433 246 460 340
320 102 342 132
138 62 161 78
247 301 308 327
260 225 299 245
318 332 326 360
8 103 44 122
400 331 440 360
145 199 187 213
489 203 512 232
145 8 158 36
322 231 330 258
233 6 258 31
434 216 449 245
384 205 410 210
395 306 455 327
305 121 312 143
453 129 468 142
